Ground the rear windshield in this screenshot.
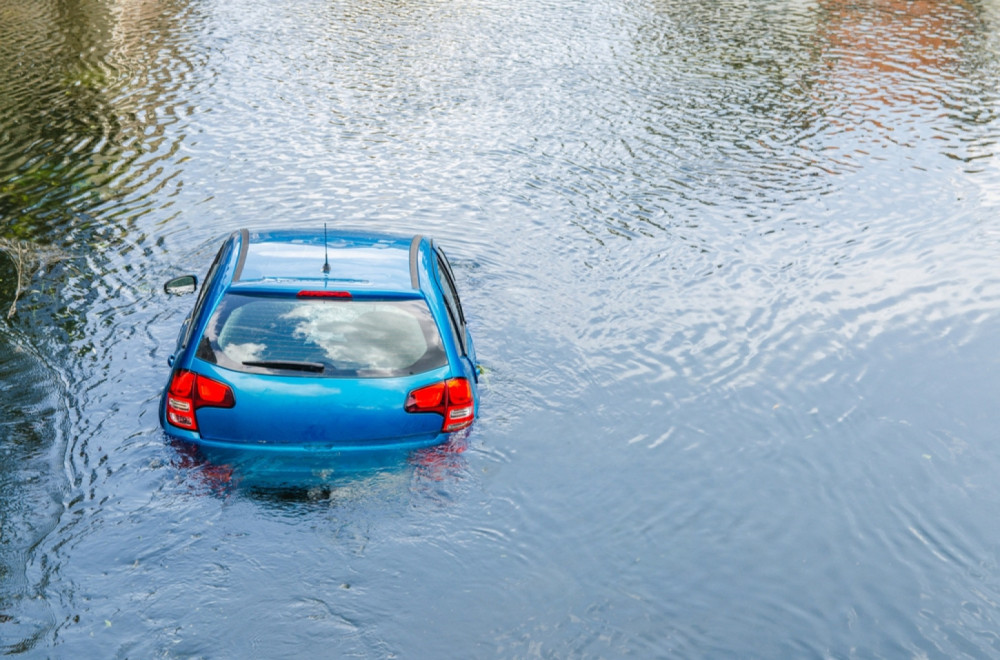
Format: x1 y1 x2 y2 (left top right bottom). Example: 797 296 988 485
195 294 447 378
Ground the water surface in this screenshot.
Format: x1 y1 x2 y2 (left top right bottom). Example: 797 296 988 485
2 0 1000 656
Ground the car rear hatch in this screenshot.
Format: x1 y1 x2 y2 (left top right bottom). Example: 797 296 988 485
181 290 456 448
192 362 451 448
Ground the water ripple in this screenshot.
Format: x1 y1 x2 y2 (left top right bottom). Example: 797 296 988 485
3 0 1000 656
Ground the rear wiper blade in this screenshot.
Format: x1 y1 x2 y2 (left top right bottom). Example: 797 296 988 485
242 360 325 373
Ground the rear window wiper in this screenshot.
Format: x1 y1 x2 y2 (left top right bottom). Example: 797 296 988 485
242 360 326 373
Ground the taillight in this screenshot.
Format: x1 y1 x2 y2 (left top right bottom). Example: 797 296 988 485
165 369 235 432
405 378 475 432
298 290 352 298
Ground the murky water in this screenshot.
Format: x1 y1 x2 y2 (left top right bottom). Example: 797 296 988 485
2 0 1000 656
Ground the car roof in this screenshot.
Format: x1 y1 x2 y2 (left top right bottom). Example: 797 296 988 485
230 229 420 293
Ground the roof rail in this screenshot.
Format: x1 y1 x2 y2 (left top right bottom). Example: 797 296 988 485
408 235 422 289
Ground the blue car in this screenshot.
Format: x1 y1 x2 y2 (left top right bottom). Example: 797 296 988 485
160 228 478 460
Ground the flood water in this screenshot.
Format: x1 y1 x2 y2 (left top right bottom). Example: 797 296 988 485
2 0 1000 656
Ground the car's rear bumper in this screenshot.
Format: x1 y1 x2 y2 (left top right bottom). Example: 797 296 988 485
164 427 451 485
187 431 448 454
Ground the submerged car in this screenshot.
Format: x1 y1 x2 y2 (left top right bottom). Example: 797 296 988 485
160 228 478 458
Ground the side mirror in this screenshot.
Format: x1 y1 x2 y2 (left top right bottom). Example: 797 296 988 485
164 275 197 295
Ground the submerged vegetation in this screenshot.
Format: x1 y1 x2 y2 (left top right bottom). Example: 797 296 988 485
0 238 66 319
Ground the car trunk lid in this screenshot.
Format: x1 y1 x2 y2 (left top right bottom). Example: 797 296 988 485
191 362 450 447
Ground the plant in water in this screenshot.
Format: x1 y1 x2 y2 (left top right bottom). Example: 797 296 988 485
0 238 66 319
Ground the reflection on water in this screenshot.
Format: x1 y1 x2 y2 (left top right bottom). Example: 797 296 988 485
168 434 469 494
0 328 67 653
2 0 1000 656
0 0 197 243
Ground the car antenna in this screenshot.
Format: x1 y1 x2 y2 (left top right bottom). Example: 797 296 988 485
322 223 331 274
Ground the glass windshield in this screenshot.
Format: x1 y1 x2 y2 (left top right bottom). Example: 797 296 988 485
196 294 447 377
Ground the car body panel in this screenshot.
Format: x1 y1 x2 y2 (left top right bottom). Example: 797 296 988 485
237 230 416 291
160 228 478 457
192 359 450 447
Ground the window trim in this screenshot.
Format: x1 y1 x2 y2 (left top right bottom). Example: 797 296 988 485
180 235 232 351
433 248 467 356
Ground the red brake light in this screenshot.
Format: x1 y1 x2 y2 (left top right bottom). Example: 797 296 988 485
169 370 196 396
407 382 445 410
447 378 473 405
196 377 236 407
405 378 475 432
165 370 235 432
298 290 352 298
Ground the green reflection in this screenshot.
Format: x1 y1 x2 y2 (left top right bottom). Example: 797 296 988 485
0 0 120 240
0 0 194 333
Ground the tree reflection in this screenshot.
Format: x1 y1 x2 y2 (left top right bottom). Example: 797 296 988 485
0 0 196 317
0 1 195 651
